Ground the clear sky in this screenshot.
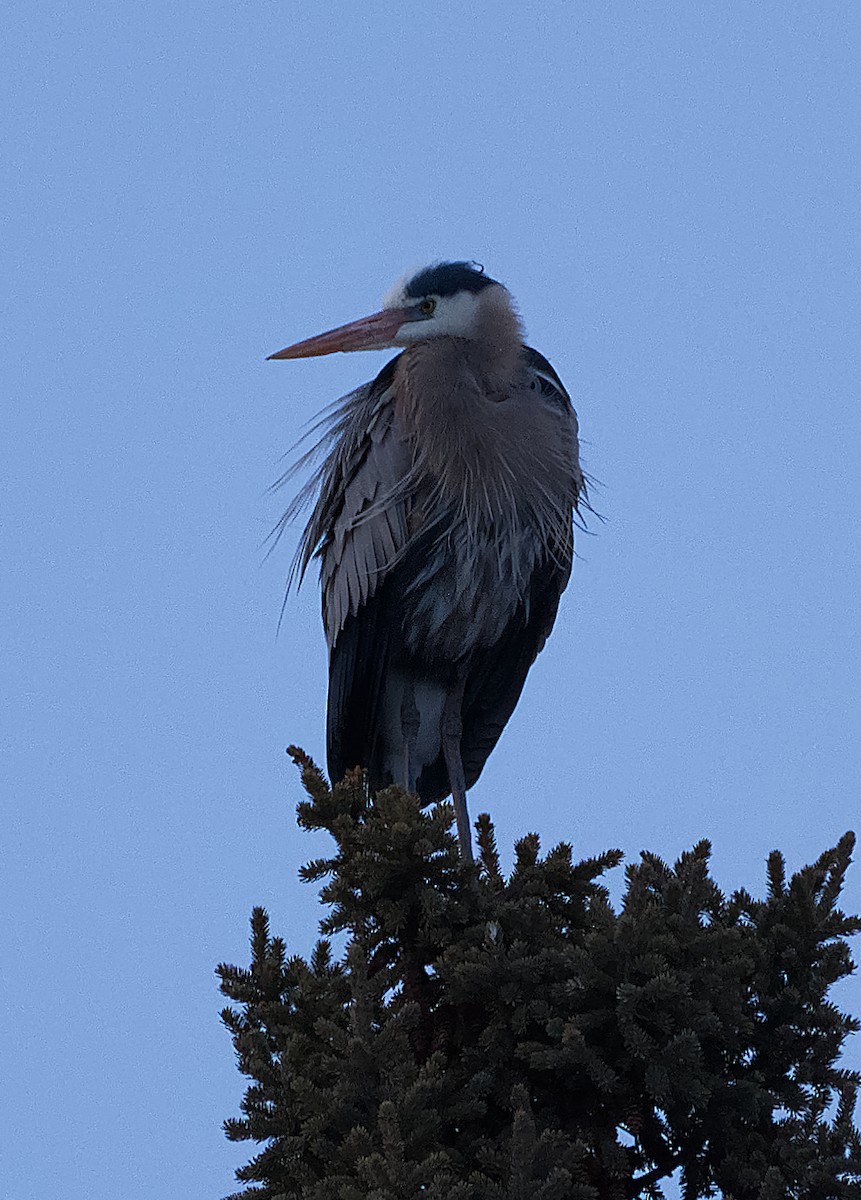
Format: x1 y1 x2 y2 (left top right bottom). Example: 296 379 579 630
3 3 859 1197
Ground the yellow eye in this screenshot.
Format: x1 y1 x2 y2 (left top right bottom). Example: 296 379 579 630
419 298 436 316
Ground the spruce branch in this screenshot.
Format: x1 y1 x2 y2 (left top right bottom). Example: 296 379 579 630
218 753 859 1199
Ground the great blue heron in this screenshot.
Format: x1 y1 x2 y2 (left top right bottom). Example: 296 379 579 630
269 262 585 862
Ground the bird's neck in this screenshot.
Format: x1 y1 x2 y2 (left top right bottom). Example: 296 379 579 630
398 292 523 397
394 311 547 527
464 292 525 388
396 336 520 451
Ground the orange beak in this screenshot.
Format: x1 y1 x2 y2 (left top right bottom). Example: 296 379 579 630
267 306 415 360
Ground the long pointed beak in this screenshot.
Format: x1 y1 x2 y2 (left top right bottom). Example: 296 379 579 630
267 306 414 360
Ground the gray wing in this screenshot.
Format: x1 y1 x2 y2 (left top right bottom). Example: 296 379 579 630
294 360 413 786
295 360 412 650
455 347 583 791
459 552 571 790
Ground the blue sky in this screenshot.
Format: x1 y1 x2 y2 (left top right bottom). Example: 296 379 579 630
3 3 859 1196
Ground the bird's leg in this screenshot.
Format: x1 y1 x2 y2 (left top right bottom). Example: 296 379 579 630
400 678 420 793
441 683 473 862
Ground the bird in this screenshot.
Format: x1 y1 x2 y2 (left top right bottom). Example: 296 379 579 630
268 261 585 862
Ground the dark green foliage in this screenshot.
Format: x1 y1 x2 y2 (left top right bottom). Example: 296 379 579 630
218 749 861 1198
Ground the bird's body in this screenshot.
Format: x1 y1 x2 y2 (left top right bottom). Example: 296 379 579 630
270 263 584 859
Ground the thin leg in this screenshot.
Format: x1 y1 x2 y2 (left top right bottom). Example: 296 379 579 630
400 677 420 793
441 685 473 862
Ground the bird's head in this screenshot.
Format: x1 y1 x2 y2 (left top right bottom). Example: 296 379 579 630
268 261 518 360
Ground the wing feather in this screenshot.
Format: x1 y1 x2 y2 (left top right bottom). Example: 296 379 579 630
412 552 572 801
296 358 412 785
459 553 572 789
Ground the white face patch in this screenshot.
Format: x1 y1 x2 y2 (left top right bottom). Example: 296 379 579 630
393 289 484 344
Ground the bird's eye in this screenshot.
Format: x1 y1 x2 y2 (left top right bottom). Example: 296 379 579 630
419 298 436 316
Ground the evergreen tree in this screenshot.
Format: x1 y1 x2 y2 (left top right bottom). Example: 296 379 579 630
218 749 861 1198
